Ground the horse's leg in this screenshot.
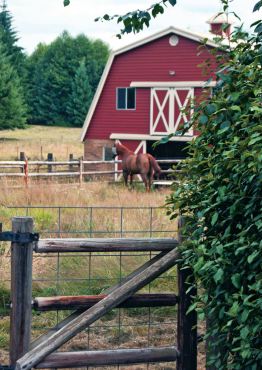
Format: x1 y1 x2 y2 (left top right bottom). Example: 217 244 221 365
148 175 152 192
141 173 149 192
130 174 134 189
148 169 154 192
123 170 129 187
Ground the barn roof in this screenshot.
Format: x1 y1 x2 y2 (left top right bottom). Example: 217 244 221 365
81 26 224 142
207 13 234 25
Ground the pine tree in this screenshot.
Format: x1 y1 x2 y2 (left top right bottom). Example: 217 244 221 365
67 59 93 127
0 0 26 78
27 31 109 125
0 41 27 129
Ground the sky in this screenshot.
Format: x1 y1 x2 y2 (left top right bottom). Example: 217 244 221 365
7 0 261 55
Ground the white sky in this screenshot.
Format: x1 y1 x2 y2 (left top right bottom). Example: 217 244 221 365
7 0 261 55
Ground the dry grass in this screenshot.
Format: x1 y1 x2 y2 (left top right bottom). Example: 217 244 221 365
0 180 170 208
0 125 83 160
0 181 206 368
0 125 205 368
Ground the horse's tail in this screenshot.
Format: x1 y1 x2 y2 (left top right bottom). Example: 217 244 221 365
148 154 161 179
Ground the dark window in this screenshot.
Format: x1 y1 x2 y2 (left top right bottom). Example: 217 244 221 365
103 146 113 161
117 88 126 109
117 88 136 110
127 88 135 109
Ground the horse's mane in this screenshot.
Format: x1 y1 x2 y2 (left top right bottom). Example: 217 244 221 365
115 142 134 155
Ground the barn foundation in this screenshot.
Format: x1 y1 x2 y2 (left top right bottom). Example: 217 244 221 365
84 138 115 180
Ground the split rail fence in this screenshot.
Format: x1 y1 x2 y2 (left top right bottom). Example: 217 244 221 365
0 158 182 185
0 216 197 370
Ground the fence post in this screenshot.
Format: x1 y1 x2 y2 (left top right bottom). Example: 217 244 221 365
10 217 34 366
24 158 29 186
177 216 197 370
79 157 83 186
20 152 26 173
69 153 74 172
47 153 53 173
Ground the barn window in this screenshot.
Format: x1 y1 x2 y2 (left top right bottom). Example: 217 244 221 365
116 88 136 110
103 146 113 161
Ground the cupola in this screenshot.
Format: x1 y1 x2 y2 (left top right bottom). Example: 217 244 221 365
207 12 233 38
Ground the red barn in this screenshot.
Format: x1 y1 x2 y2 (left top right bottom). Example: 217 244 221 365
81 15 231 175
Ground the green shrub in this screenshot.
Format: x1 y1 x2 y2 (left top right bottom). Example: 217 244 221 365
166 6 262 370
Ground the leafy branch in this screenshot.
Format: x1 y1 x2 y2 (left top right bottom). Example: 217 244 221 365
64 0 177 38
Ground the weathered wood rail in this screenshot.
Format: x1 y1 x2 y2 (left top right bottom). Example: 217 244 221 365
0 158 181 185
0 217 197 370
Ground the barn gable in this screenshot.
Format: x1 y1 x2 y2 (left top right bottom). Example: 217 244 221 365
81 26 220 143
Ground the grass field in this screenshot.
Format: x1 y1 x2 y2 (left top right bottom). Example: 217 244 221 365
0 125 83 160
0 125 205 369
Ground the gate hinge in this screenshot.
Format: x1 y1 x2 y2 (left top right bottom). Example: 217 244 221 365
0 232 39 243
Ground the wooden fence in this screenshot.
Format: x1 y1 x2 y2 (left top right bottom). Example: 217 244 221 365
0 157 182 185
0 217 197 370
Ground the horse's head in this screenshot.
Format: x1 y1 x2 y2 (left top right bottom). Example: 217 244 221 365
112 141 119 159
112 141 133 159
112 144 117 159
112 141 123 158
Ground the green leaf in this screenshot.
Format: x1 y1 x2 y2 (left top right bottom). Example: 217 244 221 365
168 0 177 5
241 309 249 322
254 22 262 34
206 103 217 115
214 268 224 283
253 1 262 12
230 92 240 102
219 306 225 319
186 301 198 314
199 114 208 125
159 135 172 144
220 121 231 129
63 0 70 6
248 136 261 145
211 212 219 226
247 251 259 264
229 301 239 316
240 327 249 339
231 273 241 288
231 105 241 112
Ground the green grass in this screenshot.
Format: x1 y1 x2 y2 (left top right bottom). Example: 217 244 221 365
0 284 10 316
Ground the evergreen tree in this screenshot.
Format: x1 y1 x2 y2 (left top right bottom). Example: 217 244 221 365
67 59 93 127
0 41 27 129
0 0 26 79
27 31 109 125
26 42 48 123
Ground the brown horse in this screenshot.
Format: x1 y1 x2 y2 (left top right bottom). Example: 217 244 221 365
112 142 161 191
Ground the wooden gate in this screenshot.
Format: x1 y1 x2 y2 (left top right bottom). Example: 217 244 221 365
1 217 197 370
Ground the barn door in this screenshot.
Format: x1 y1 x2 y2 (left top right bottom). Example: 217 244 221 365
150 88 194 135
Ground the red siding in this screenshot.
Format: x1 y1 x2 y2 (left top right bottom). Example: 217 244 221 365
85 33 217 140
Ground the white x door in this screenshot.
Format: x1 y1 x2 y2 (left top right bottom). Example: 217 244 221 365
150 88 194 135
